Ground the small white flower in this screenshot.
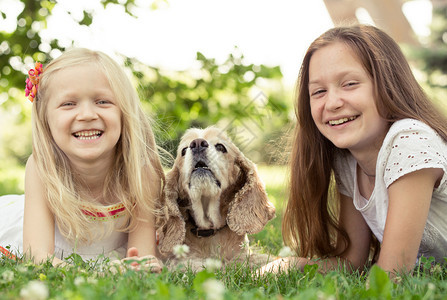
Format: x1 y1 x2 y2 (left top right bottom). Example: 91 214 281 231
87 277 98 285
204 258 222 272
427 282 436 291
148 289 156 295
74 276 85 286
181 274 189 284
317 291 336 300
430 264 442 275
278 246 294 258
2 270 14 282
239 240 250 250
202 278 225 300
173 244 190 259
393 276 402 284
20 280 49 300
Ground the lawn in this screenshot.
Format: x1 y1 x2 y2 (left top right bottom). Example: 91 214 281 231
1 165 446 299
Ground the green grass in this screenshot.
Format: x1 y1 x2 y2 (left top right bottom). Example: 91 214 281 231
1 165 447 299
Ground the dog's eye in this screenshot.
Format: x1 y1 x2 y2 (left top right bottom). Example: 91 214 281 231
181 147 187 156
215 143 227 153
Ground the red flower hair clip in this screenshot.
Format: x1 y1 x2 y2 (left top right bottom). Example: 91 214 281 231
25 62 43 102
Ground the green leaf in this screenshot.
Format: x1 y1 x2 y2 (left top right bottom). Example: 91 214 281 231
303 263 319 278
192 269 215 293
80 11 93 26
366 265 392 299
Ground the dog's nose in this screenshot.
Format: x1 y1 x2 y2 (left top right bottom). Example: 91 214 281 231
190 138 209 153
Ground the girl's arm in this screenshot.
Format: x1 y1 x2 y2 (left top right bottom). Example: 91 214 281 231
23 155 66 266
333 193 373 270
116 168 162 272
258 193 372 274
379 167 442 274
115 208 160 273
127 165 161 257
127 203 158 257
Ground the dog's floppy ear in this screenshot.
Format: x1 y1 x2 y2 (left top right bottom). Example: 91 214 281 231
226 152 275 235
156 166 186 255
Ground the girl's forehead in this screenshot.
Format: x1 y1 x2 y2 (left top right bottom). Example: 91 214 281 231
309 43 365 76
45 65 112 95
50 63 104 79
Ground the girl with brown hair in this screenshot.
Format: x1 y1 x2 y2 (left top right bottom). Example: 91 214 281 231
262 24 447 275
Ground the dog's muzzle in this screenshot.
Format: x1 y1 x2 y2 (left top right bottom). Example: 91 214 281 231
190 159 222 188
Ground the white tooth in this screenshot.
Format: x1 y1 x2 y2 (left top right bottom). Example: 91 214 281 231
329 117 355 125
75 131 101 140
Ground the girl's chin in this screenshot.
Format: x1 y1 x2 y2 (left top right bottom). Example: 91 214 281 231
329 139 353 150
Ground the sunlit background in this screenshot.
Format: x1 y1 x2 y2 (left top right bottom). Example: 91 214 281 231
0 0 432 86
0 0 444 195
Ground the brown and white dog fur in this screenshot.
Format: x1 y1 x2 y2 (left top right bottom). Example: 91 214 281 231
156 126 276 270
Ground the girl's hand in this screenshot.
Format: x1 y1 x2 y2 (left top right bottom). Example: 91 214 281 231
256 257 311 275
256 257 292 275
110 247 163 274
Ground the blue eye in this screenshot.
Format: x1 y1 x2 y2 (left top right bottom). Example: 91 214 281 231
97 100 111 105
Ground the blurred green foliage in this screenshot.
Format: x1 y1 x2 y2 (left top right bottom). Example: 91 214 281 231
0 0 141 101
0 0 291 195
408 6 447 113
126 50 289 161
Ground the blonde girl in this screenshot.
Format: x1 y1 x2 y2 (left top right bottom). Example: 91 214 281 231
261 24 447 275
0 48 164 270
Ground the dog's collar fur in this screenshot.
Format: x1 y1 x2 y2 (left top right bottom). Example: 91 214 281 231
185 207 227 238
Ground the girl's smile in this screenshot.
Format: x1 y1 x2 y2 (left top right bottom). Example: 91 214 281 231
72 130 104 140
327 115 358 126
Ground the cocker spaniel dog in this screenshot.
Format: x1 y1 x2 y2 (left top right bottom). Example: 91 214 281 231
156 126 276 269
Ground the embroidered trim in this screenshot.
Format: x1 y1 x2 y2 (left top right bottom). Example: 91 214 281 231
0 246 17 260
81 203 126 221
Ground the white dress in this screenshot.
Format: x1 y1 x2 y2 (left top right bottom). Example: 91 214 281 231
334 119 447 263
0 194 128 261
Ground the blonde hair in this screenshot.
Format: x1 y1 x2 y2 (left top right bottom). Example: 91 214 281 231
284 24 447 259
32 48 165 243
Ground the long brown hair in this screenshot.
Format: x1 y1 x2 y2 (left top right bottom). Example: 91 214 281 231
283 24 447 258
